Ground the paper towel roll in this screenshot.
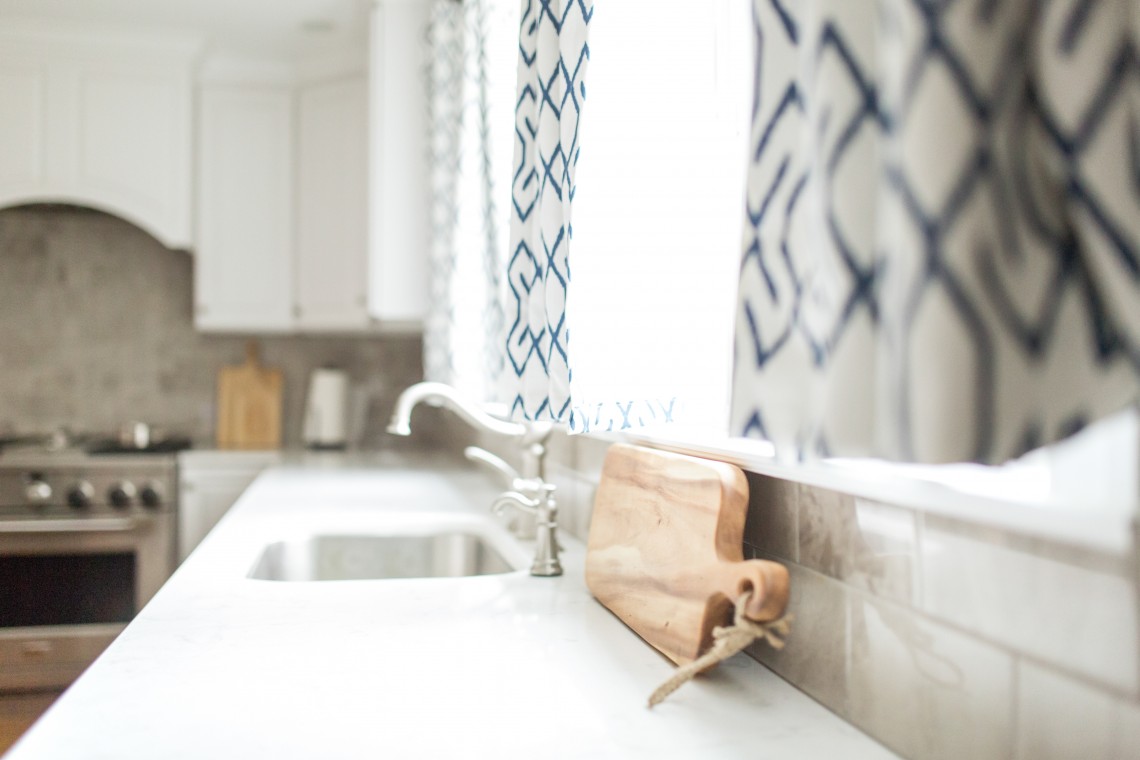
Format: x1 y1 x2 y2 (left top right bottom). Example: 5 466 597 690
303 368 349 448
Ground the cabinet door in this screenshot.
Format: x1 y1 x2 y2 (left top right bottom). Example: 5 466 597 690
294 77 370 330
196 86 294 332
369 1 431 324
77 65 193 247
178 468 263 562
0 65 47 194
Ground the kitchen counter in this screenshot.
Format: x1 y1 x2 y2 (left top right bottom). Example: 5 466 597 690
7 453 896 759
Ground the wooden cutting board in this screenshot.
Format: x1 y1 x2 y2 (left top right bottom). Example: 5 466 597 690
586 443 789 666
215 341 283 450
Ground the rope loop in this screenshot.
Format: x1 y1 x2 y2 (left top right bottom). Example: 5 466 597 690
648 591 792 708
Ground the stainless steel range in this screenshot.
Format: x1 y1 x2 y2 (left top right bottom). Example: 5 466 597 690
0 439 178 693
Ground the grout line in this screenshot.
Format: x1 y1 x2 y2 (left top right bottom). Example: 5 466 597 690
913 509 925 612
1010 654 1022 760
792 482 801 565
1131 516 1140 704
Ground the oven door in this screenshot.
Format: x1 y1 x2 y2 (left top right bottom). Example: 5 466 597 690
0 513 174 691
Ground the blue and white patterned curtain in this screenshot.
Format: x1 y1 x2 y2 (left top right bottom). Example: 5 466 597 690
500 0 593 422
732 0 1140 464
425 0 516 401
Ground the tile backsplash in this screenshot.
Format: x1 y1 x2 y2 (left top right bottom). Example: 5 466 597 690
0 204 464 450
541 432 1140 760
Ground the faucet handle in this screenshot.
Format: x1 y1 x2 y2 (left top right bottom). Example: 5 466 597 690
490 490 540 518
464 446 527 490
490 483 557 516
491 484 562 578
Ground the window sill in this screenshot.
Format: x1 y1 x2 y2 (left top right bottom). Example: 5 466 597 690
579 427 1138 556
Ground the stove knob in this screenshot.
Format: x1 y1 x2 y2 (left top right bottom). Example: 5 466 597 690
67 481 95 510
108 482 137 509
139 482 164 509
25 479 52 505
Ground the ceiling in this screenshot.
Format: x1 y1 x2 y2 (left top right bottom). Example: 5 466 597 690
0 0 370 58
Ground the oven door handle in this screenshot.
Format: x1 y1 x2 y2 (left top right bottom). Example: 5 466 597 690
0 517 141 533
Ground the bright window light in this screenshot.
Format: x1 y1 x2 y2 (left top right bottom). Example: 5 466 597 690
568 0 751 435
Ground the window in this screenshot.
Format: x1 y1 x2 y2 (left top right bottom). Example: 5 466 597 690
564 1 1137 529
569 0 750 434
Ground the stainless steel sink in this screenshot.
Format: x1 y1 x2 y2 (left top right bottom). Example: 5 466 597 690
248 531 518 581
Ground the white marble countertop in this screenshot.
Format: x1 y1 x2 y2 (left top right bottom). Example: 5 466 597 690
8 453 896 759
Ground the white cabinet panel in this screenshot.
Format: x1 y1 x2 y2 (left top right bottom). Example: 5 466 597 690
0 29 195 248
294 77 370 330
79 71 191 243
196 87 294 332
0 68 45 189
369 1 430 325
178 452 277 562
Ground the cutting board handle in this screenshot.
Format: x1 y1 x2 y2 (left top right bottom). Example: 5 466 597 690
244 340 261 367
709 559 789 623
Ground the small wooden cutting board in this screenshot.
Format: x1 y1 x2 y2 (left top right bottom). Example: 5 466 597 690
215 341 283 450
586 443 789 666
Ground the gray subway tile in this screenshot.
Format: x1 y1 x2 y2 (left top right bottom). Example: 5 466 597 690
797 484 858 578
744 472 799 563
0 205 434 449
1112 697 1140 759
1016 660 1115 760
545 462 596 543
746 561 849 715
849 499 920 604
796 485 919 605
920 516 1138 695
574 434 614 484
848 592 1014 760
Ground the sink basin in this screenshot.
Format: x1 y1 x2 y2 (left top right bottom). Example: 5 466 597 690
248 531 518 581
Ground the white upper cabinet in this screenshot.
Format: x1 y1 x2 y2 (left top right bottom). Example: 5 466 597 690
0 6 431 334
196 1 432 334
294 76 371 331
0 26 196 249
195 85 295 332
369 0 430 326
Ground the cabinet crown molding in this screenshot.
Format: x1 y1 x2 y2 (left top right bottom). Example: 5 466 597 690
0 17 205 64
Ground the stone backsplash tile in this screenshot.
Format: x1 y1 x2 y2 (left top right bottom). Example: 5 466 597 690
1015 660 1116 760
573 434 614 485
849 499 920 605
919 514 1138 696
797 484 856 577
847 590 1014 760
746 559 850 715
0 205 429 449
1114 698 1140 759
545 460 597 543
744 472 799 563
795 483 920 606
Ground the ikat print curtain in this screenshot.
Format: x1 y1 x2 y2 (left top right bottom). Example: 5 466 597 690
731 0 1140 464
500 0 593 422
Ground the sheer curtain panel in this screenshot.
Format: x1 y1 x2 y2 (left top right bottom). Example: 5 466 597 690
425 0 517 402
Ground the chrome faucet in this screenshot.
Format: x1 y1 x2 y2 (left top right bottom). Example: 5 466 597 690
386 382 562 577
491 484 562 577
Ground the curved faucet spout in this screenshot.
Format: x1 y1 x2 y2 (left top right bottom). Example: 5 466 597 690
386 381 561 573
387 381 551 442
